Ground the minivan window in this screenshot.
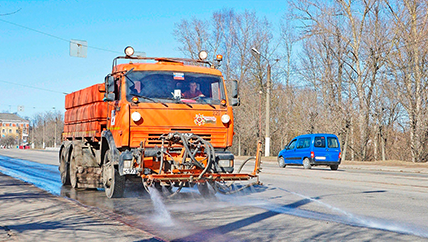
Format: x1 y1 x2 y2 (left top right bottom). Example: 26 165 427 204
287 140 297 150
314 136 326 148
327 137 339 148
297 137 311 149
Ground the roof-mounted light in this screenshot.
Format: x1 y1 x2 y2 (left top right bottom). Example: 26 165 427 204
198 50 208 60
124 46 135 57
216 54 223 62
131 96 139 103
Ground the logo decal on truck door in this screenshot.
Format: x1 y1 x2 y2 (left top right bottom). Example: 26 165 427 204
194 114 216 126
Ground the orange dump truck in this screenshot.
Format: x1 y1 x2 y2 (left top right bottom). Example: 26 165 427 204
59 47 261 198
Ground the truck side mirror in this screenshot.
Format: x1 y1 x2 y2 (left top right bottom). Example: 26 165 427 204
104 75 116 101
231 80 240 106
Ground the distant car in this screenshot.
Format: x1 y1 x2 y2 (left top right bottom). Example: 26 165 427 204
277 133 341 170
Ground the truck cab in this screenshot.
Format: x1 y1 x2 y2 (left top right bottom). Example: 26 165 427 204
105 55 235 151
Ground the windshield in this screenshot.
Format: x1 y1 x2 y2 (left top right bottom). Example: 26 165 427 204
126 71 226 104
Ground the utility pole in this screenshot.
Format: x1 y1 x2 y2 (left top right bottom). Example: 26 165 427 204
31 120 34 149
53 107 57 148
251 47 277 157
54 117 57 148
42 120 45 149
259 90 262 139
265 64 271 157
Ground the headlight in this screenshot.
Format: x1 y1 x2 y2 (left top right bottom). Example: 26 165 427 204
123 159 132 169
124 46 134 57
198 50 208 60
131 111 142 122
221 114 230 124
218 159 233 167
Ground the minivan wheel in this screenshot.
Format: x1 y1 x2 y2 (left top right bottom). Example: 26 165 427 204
330 165 339 170
303 158 311 169
278 157 286 168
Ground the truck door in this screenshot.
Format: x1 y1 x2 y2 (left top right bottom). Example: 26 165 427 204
105 75 129 148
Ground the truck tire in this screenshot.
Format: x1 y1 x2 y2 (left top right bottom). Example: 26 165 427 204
303 158 312 169
103 151 125 198
59 148 71 185
70 148 79 188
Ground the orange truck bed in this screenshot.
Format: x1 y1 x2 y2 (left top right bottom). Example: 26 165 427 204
63 84 107 140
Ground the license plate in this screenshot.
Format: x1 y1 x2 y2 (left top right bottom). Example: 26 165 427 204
123 168 139 175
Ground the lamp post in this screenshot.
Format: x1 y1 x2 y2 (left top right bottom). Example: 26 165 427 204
258 90 263 139
42 120 45 149
252 47 277 157
53 107 57 148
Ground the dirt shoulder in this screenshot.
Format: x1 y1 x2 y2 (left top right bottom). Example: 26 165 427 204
339 160 428 174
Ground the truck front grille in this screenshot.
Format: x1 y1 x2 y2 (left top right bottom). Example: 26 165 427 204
147 132 212 145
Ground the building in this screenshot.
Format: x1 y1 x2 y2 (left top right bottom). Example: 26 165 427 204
0 113 30 144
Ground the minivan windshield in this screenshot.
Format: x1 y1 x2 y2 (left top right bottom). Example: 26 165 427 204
125 71 226 105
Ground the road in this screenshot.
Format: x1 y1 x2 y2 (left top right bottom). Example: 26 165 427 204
1 149 428 241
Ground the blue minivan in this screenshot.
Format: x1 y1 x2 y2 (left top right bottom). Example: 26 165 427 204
277 133 341 170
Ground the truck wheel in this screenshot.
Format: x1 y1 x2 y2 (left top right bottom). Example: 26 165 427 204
103 151 125 198
197 182 216 198
330 165 339 170
59 148 71 185
70 149 78 188
278 156 286 168
303 158 312 169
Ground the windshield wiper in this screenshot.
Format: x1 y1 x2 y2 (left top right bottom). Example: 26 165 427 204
164 98 193 108
176 100 193 108
137 96 169 107
124 67 134 76
198 98 216 109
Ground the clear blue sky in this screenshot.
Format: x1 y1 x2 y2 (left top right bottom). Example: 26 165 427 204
0 0 287 119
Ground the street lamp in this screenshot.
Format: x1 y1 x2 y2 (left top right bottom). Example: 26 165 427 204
43 120 45 149
53 107 57 148
252 47 277 157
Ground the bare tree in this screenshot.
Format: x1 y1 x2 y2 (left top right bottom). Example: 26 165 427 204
385 0 428 162
0 135 16 148
174 9 281 156
172 4 428 162
174 18 210 59
29 110 63 149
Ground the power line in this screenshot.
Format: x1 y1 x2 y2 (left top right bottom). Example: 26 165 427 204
0 8 22 16
0 80 68 95
0 18 121 54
